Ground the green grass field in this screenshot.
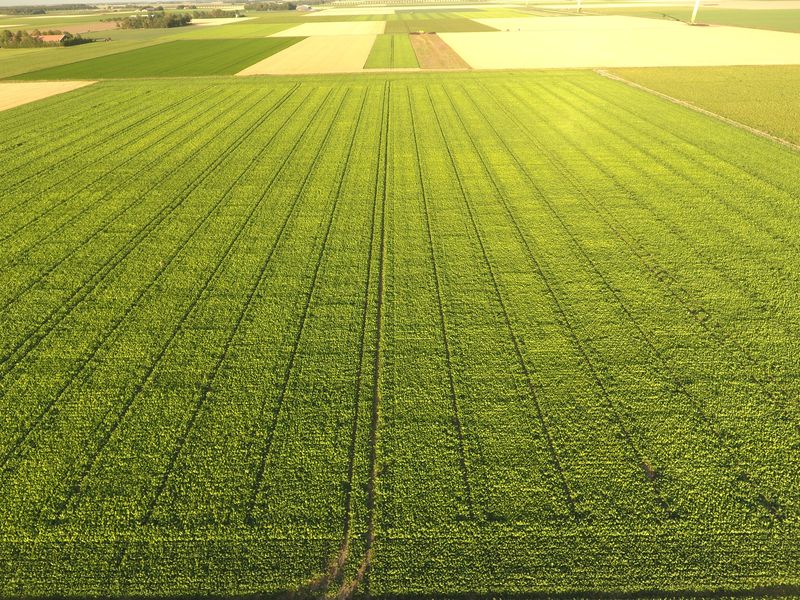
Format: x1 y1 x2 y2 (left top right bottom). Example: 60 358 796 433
0 34 173 80
610 66 800 145
0 70 798 597
12 38 303 79
364 34 419 69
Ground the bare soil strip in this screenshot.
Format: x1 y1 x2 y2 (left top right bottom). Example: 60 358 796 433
409 33 469 69
237 35 376 75
597 69 800 153
53 21 118 34
441 16 800 69
0 81 95 112
271 21 385 37
191 17 256 26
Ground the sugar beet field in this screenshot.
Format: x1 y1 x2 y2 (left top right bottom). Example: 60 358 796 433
0 72 799 597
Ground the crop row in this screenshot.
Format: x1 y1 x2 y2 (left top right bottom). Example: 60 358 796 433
0 73 797 597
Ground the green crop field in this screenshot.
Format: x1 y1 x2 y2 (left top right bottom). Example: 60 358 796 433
610 66 800 145
12 38 303 79
365 34 419 69
0 70 798 598
385 17 495 33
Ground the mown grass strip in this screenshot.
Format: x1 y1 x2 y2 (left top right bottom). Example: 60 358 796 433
364 34 419 69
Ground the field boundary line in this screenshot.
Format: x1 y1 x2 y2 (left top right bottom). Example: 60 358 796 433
0 88 249 475
541 78 800 445
595 69 800 154
468 79 786 522
46 85 311 525
141 87 349 528
244 87 356 523
0 87 197 210
0 86 233 266
407 85 476 522
425 84 584 519
502 79 790 519
0 85 301 384
566 76 800 263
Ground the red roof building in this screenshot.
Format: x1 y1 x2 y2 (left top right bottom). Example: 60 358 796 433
38 34 67 43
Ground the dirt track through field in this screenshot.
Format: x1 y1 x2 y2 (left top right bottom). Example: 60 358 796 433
442 16 800 69
236 35 376 74
53 21 118 34
0 81 95 112
409 33 469 69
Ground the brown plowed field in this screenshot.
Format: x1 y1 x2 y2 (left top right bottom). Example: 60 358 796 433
409 33 469 69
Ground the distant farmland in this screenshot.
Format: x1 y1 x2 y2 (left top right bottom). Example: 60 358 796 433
0 71 798 597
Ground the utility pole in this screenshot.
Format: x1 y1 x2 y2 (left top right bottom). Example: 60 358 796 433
690 0 701 24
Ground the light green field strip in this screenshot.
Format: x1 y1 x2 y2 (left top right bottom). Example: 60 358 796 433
0 32 166 79
0 72 798 597
364 33 420 69
171 21 294 39
608 65 800 145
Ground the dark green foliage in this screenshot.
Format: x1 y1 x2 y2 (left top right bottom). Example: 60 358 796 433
109 12 193 29
12 38 303 79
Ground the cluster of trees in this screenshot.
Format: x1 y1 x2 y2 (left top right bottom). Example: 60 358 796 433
0 29 92 48
246 1 303 10
2 4 96 15
191 8 242 18
109 13 193 29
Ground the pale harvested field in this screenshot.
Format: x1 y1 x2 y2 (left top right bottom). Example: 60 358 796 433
191 17 257 26
308 4 519 16
0 23 24 28
537 0 800 7
473 16 681 31
271 21 386 37
0 81 95 112
442 16 800 69
237 34 376 75
56 21 118 34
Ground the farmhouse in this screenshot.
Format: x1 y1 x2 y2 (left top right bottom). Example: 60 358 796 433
37 33 67 43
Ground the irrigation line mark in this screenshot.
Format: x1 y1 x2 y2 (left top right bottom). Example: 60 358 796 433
407 85 476 521
566 77 800 264
469 80 785 522
47 85 311 525
595 70 800 154
528 79 799 443
244 88 357 524
141 88 356 528
0 87 201 212
427 84 580 519
0 86 236 273
0 85 298 383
